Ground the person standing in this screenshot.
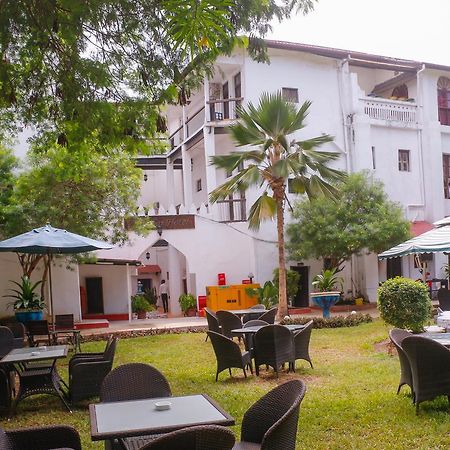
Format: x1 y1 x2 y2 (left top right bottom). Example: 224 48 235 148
159 279 169 313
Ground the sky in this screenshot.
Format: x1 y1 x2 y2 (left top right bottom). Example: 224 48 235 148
269 0 450 66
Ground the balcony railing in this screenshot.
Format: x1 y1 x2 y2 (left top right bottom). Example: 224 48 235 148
206 97 243 121
361 97 417 123
216 198 247 223
169 106 205 150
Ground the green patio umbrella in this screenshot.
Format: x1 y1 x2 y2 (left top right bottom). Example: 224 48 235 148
0 224 113 323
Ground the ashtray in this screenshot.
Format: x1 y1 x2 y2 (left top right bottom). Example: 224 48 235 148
155 401 171 411
31 351 40 356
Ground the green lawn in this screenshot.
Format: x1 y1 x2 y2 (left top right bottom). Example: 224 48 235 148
2 319 450 449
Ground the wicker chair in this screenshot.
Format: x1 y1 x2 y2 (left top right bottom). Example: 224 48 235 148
207 331 252 381
138 425 235 450
205 308 222 342
100 363 172 450
388 328 413 396
216 310 243 340
437 288 450 311
233 380 307 450
0 368 11 415
402 335 450 414
0 326 14 359
242 304 266 323
6 322 26 349
258 307 278 325
0 424 81 450
25 320 52 346
289 320 314 371
242 320 269 353
253 325 294 376
67 336 117 403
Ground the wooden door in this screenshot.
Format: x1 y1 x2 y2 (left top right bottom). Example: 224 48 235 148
86 277 104 314
222 82 229 119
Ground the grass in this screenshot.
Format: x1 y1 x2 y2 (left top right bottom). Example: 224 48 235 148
2 319 450 449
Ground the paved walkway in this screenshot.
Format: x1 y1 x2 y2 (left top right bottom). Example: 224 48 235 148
80 305 380 336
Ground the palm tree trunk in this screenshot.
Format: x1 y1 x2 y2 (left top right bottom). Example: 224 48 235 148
275 188 288 320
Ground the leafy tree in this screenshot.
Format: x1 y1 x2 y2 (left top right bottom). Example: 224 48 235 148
287 172 411 269
273 268 300 305
210 92 345 319
0 0 315 150
0 144 18 239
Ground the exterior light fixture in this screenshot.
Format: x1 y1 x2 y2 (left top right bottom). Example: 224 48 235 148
248 272 254 283
143 173 148 182
157 225 163 236
145 251 150 260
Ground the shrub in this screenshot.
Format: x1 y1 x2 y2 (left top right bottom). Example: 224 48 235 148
273 268 300 304
131 294 153 313
281 313 373 328
178 293 196 313
377 276 432 333
246 281 278 309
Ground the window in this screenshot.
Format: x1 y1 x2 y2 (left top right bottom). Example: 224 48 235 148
371 146 376 170
234 72 242 116
438 77 450 126
196 179 202 192
282 87 299 103
398 150 410 172
443 154 450 198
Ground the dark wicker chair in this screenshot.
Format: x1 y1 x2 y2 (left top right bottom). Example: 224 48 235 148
138 425 235 450
25 320 52 346
258 307 278 325
437 288 450 311
242 304 266 323
242 320 269 353
6 322 26 349
100 363 172 450
216 310 243 340
0 424 81 450
205 308 222 342
402 335 450 414
289 320 314 371
388 328 413 396
0 368 11 415
207 331 252 381
67 336 117 403
253 325 294 376
0 326 14 359
233 380 307 450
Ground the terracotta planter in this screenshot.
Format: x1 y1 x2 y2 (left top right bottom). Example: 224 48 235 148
136 310 147 319
184 307 197 317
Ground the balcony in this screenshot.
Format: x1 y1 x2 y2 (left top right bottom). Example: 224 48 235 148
206 97 243 122
216 198 247 223
360 97 417 125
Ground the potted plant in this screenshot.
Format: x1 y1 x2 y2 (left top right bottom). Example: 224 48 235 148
178 293 197 317
311 268 344 318
131 294 153 319
3 275 46 322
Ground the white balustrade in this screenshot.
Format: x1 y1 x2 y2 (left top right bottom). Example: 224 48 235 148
361 97 417 123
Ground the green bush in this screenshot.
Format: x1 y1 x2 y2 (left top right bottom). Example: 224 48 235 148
178 293 196 312
273 268 300 304
281 313 373 328
131 294 153 313
377 277 432 333
246 281 278 309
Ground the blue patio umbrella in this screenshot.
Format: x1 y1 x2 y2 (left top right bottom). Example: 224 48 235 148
0 224 113 322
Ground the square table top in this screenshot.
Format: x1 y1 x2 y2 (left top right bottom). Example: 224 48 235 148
224 308 266 316
232 323 306 335
90 394 235 441
0 345 68 364
420 332 450 347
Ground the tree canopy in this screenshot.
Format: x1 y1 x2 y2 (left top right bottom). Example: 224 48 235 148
0 0 316 152
287 171 411 269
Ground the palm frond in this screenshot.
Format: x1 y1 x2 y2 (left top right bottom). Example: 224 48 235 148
248 193 277 230
210 150 265 171
296 135 334 151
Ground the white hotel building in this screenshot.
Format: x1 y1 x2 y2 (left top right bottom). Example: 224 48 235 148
3 39 450 320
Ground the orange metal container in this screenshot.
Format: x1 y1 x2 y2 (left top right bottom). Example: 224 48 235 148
206 284 260 311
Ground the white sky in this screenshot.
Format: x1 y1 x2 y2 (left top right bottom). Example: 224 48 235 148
269 0 450 66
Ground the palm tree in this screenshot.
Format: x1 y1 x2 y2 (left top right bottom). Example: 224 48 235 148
209 91 346 319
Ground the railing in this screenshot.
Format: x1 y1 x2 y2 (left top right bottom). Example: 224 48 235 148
207 97 243 121
216 198 247 222
169 107 206 150
361 97 417 123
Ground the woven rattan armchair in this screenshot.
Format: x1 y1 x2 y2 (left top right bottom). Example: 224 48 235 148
289 320 314 371
242 320 269 353
138 425 235 450
205 308 222 342
207 331 252 381
216 310 243 340
67 336 117 403
242 304 266 323
6 322 26 349
0 327 16 395
0 368 11 414
437 288 450 311
402 335 450 414
25 320 52 346
389 328 413 396
0 424 81 450
258 307 277 325
233 379 306 450
253 325 294 376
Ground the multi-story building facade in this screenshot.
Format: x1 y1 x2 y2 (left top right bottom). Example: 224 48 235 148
5 39 450 319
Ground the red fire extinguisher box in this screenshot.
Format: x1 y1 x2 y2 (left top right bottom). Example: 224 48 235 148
218 273 226 286
197 295 207 317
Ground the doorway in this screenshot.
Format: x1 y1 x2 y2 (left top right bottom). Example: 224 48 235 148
290 266 309 307
386 258 402 279
86 277 104 314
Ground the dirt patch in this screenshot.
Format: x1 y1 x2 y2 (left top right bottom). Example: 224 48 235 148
374 338 395 355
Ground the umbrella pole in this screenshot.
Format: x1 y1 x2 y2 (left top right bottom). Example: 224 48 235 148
48 253 55 325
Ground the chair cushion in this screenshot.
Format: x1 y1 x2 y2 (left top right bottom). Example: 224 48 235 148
232 442 261 450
